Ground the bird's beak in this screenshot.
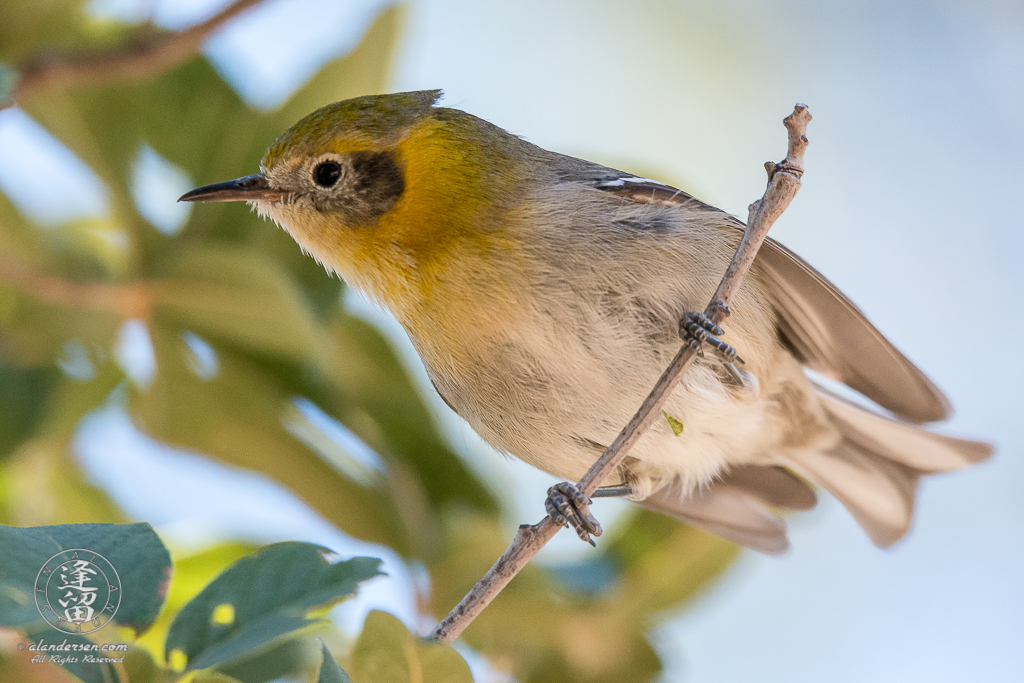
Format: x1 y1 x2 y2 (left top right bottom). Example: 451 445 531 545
178 174 289 203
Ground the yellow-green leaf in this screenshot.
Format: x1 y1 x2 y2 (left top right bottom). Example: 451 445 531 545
351 611 472 683
662 410 684 436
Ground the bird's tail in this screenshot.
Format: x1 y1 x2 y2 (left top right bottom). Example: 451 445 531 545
784 387 991 546
641 387 992 553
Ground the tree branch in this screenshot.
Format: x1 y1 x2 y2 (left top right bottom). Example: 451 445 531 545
0 256 151 319
430 104 812 644
6 0 266 108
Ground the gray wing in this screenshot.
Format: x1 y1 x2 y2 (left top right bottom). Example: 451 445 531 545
586 175 951 423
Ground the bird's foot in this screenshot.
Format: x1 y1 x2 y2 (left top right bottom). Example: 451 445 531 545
591 483 633 498
680 310 758 393
546 482 603 546
679 311 744 365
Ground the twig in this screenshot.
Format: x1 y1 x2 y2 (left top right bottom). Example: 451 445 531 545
5 0 265 108
431 104 812 644
0 256 151 318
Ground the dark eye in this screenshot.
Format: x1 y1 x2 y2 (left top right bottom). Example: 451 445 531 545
313 160 342 188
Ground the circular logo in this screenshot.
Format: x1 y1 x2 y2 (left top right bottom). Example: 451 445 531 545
34 549 121 634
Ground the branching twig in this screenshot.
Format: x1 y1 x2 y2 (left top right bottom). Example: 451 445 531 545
431 104 812 644
5 0 265 108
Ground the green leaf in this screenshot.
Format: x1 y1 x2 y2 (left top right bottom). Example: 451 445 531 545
151 245 323 366
662 410 684 436
606 509 739 614
131 328 411 552
215 635 323 683
165 543 382 673
0 64 15 108
318 640 353 683
0 190 44 260
0 431 124 528
192 673 247 683
0 522 171 633
325 316 498 516
36 356 124 439
0 278 125 368
22 85 140 230
253 219 347 320
351 611 472 683
121 646 159 683
127 58 261 191
0 361 124 528
0 364 59 461
134 542 257 660
19 56 254 262
0 0 92 64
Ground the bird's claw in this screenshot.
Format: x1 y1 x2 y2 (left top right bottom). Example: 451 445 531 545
679 311 745 365
723 361 760 396
545 482 603 546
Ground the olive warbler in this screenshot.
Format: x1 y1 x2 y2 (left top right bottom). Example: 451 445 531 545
181 91 990 553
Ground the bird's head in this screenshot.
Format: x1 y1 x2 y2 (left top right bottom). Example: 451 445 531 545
181 90 523 308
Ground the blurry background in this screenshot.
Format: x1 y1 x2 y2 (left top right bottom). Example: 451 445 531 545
1 0 1021 681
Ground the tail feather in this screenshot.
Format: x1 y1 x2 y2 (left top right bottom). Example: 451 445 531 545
641 479 790 555
781 388 993 547
784 441 920 546
816 387 992 471
722 464 817 511
641 388 992 553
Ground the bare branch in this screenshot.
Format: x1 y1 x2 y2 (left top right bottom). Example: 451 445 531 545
0 255 151 319
6 0 265 107
431 104 813 644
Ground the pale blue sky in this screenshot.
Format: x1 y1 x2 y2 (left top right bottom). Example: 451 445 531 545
2 1 1022 681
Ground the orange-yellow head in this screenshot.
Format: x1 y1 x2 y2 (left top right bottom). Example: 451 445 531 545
180 90 527 313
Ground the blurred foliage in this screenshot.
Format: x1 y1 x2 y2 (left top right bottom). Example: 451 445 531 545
0 525 393 683
165 543 381 673
350 611 472 683
317 640 353 683
0 1 742 681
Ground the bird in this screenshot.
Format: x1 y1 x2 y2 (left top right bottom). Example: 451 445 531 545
180 90 991 554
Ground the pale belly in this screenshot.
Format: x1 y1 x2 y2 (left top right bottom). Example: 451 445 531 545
413 285 838 500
